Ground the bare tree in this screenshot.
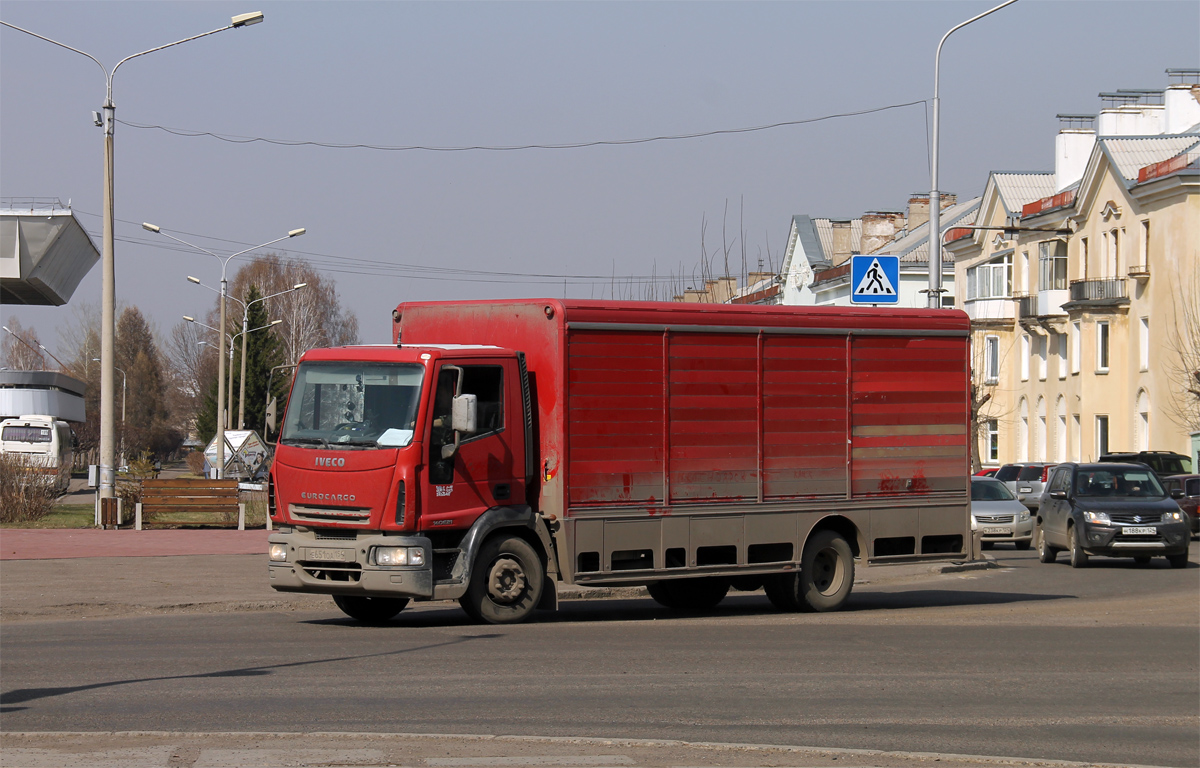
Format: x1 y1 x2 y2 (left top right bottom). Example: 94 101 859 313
1165 265 1200 435
2 318 46 370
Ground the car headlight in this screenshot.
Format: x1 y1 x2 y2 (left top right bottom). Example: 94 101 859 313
374 546 426 567
1162 510 1184 523
1083 511 1111 524
1018 511 1031 523
269 543 288 562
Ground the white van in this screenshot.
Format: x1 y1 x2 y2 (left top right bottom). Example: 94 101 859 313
0 415 75 494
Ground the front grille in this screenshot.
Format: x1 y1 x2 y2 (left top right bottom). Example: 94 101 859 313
1110 512 1160 524
976 515 1015 524
299 562 363 582
313 529 358 541
289 505 371 524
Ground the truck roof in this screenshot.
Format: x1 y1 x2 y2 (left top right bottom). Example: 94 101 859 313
298 344 508 364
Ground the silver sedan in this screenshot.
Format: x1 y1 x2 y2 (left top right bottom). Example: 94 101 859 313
972 476 1034 550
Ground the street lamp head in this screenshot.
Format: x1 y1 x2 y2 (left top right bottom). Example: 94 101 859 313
293 282 307 290
183 316 195 323
231 11 265 27
142 222 160 233
187 276 201 284
288 228 306 238
269 319 283 327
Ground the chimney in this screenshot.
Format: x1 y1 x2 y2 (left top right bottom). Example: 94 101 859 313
907 195 930 231
861 212 900 255
747 271 775 286
830 221 853 266
939 193 957 210
1164 81 1200 134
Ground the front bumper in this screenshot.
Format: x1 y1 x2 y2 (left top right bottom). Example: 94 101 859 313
268 530 434 599
1079 521 1191 557
974 519 1034 543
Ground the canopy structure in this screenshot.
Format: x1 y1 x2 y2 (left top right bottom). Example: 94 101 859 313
204 429 269 479
0 370 87 422
0 199 100 306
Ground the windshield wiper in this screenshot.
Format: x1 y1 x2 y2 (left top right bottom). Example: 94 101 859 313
336 439 379 447
281 436 331 449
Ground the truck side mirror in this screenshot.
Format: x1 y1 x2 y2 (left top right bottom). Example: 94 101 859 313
440 394 477 460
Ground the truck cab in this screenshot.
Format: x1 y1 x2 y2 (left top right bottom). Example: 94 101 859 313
267 343 553 624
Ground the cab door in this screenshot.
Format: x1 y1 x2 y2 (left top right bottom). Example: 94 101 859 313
1041 466 1070 546
420 359 525 530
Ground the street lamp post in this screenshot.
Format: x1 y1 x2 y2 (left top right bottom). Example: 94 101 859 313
93 358 126 465
187 276 306 428
927 0 1019 308
1 12 265 501
1 326 48 369
149 225 304 478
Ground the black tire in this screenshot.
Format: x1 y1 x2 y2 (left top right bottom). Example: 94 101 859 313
980 541 994 551
646 578 730 611
332 595 409 623
1037 525 1057 564
1133 556 1152 566
728 576 764 592
763 573 801 611
1167 553 1189 569
796 530 854 612
1068 526 1088 569
1014 539 1032 551
460 535 544 625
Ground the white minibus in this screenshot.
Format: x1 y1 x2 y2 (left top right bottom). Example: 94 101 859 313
0 415 75 494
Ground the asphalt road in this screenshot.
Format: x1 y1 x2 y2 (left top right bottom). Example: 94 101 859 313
2 543 1198 768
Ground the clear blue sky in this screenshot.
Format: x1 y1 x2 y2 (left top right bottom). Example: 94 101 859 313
2 1 1196 352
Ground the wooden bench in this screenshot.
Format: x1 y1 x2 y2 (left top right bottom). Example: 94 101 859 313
135 478 245 530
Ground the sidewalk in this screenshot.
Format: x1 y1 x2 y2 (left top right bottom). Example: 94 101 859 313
0 528 269 560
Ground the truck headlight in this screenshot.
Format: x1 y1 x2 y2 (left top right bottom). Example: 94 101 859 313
1162 511 1184 523
269 543 288 562
374 546 426 567
1083 511 1111 524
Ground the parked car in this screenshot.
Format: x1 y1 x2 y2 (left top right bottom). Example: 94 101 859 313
994 462 1056 511
971 476 1033 549
974 468 999 477
1162 474 1200 537
1036 462 1190 568
1099 451 1192 477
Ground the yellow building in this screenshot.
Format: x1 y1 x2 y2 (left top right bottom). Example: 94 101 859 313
949 76 1200 469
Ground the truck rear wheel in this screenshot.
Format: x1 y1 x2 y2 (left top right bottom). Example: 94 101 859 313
646 578 730 611
766 531 854 613
461 534 544 625
332 595 409 623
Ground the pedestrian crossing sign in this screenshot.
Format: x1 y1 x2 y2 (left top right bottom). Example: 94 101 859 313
850 254 900 304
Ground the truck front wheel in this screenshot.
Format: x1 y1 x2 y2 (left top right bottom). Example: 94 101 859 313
461 535 544 624
332 595 409 623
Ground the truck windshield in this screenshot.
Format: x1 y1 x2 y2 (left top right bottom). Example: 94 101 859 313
280 362 424 448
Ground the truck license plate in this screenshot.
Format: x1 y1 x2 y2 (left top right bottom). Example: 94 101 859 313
1122 526 1156 536
307 548 354 562
982 527 1008 535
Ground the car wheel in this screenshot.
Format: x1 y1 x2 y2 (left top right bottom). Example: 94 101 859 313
1167 553 1189 569
1037 526 1056 564
332 595 409 624
1068 527 1088 569
460 535 543 625
1014 539 1032 551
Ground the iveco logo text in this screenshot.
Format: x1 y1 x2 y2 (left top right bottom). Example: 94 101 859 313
315 457 346 467
301 491 356 502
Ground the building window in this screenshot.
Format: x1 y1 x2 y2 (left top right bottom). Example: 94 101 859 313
1072 413 1081 461
1136 390 1150 452
1079 237 1089 279
966 254 1012 300
1141 220 1150 268
1037 335 1047 381
1021 334 1030 381
1019 398 1029 462
1057 332 1067 380
986 419 999 464
1071 321 1081 374
1139 317 1149 371
1096 321 1110 372
1056 396 1067 463
1038 240 1068 290
984 335 999 383
1110 228 1121 276
1096 414 1109 458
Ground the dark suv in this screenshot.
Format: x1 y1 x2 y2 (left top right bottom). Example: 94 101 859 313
1036 463 1190 568
1099 451 1192 477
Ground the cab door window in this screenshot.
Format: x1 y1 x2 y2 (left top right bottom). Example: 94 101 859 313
428 364 504 484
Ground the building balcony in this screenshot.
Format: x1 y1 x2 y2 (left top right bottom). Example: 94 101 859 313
964 296 1015 322
1015 293 1037 320
1037 288 1069 316
1127 263 1150 281
1069 277 1128 302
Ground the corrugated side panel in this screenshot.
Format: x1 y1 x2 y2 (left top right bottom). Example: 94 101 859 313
763 335 848 498
850 336 967 496
668 333 758 502
567 331 664 505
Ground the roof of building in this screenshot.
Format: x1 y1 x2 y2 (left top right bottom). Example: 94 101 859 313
791 214 827 267
883 196 981 264
991 172 1057 215
813 218 862 261
1099 135 1200 184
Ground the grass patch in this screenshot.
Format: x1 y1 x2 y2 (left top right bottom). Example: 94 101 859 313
0 503 95 529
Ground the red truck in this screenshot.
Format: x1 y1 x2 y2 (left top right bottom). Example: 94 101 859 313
268 299 972 624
